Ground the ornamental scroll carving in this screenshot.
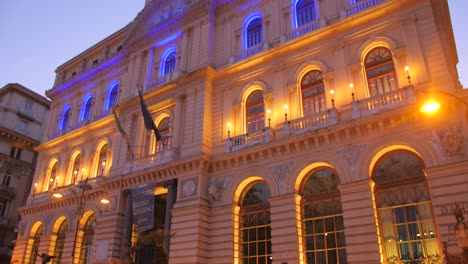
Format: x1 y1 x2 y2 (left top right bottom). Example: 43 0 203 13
208 175 233 204
337 145 366 179
433 124 465 160
268 161 295 188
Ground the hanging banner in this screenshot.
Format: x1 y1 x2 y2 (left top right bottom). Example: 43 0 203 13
131 183 155 232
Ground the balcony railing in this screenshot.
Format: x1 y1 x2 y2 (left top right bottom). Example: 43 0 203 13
135 136 174 168
283 19 322 42
352 85 415 118
146 71 181 91
232 42 267 63
285 108 337 136
226 128 273 152
346 0 388 17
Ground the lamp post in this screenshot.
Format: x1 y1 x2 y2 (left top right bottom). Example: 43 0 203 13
71 181 92 263
53 180 93 263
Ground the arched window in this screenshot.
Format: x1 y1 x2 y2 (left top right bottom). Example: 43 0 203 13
106 83 119 110
301 70 326 116
96 143 108 176
81 96 93 121
160 49 177 77
372 150 441 263
301 168 347 263
26 222 43 264
59 106 70 131
246 90 265 133
78 213 96 264
70 153 81 185
365 47 398 97
48 162 58 190
246 17 263 48
52 219 68 264
295 0 318 27
239 182 272 264
155 117 171 153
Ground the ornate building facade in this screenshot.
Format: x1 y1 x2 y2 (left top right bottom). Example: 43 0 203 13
0 83 50 263
12 0 468 263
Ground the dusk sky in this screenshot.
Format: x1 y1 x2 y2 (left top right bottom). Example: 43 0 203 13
1 1 467 97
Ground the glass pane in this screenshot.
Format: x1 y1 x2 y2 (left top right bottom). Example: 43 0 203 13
316 235 325 250
314 219 324 233
327 249 337 264
326 233 336 248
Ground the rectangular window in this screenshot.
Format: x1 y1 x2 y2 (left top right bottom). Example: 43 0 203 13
24 100 33 111
1 170 12 187
19 120 28 132
0 199 7 217
9 147 22 159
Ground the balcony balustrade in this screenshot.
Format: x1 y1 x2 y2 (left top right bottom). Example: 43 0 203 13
226 128 273 152
285 108 337 136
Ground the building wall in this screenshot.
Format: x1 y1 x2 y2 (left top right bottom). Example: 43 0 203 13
13 0 468 263
0 83 50 263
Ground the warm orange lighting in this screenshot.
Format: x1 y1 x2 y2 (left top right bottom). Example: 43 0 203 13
100 197 111 204
266 109 271 115
420 100 440 113
404 65 409 72
52 192 63 198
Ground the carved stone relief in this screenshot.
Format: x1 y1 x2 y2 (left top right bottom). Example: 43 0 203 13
181 177 197 198
337 144 366 180
208 175 233 204
268 161 295 189
433 124 465 160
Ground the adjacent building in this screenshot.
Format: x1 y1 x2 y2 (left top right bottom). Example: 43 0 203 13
0 83 50 263
12 0 468 263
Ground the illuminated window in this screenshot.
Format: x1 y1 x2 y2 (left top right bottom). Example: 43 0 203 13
52 219 68 264
301 168 347 263
301 70 326 115
96 143 108 176
160 49 177 76
71 153 81 184
78 214 96 264
155 117 171 153
26 223 43 264
295 0 318 27
105 82 119 110
48 162 58 190
239 182 272 264
59 106 71 131
365 47 398 97
246 17 262 48
373 150 441 263
246 90 265 133
81 96 93 121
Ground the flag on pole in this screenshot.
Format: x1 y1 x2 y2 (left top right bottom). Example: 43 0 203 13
138 89 162 141
112 107 134 159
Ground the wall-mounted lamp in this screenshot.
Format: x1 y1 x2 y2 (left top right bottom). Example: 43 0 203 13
349 83 355 101
283 104 288 121
266 109 271 127
330 89 335 108
33 182 37 196
73 170 78 185
227 122 231 138
101 160 106 175
405 65 411 85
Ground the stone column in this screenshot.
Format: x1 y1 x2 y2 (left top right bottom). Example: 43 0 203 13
269 193 301 263
163 179 178 255
121 191 133 261
339 180 380 263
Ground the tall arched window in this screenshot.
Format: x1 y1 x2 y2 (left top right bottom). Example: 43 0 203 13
246 90 265 133
70 153 81 184
96 143 108 176
295 0 318 27
52 219 68 264
155 117 171 153
59 106 70 131
26 222 43 264
365 47 398 97
373 150 441 263
301 168 347 263
239 182 272 264
246 17 263 48
48 162 58 190
81 96 93 121
301 70 326 116
106 83 119 110
159 48 177 77
78 213 96 264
